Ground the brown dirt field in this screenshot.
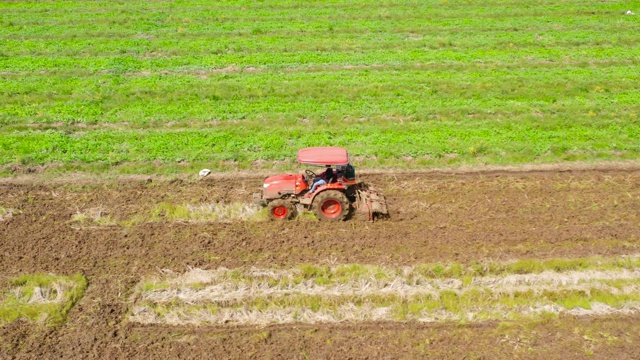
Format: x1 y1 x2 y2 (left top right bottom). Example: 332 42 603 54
1 169 639 359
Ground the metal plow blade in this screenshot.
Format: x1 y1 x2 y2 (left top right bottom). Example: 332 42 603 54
354 183 389 221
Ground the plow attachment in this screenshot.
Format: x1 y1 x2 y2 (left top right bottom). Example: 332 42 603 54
353 183 390 221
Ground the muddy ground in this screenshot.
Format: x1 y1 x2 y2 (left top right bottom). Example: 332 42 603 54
1 169 639 359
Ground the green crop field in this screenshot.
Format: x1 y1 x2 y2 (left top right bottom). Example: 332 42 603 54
1 0 639 175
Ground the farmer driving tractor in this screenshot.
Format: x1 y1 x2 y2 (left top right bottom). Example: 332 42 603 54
308 167 335 195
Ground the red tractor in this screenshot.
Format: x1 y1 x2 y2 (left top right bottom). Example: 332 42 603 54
253 147 389 221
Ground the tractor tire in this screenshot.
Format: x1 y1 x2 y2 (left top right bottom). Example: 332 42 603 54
314 190 350 222
267 200 296 221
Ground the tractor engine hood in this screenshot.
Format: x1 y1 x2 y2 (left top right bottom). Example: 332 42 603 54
263 174 306 199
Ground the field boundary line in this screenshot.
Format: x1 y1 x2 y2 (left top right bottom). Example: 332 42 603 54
1 160 640 185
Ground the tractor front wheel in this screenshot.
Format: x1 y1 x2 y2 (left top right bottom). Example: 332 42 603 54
267 200 296 221
314 190 350 221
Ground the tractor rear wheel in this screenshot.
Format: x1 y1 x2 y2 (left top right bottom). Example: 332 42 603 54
314 190 350 221
267 200 296 221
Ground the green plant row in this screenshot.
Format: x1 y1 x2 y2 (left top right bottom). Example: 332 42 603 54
1 120 638 168
139 256 640 291
2 63 639 126
141 284 640 322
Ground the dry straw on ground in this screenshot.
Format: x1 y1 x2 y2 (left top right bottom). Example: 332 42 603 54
151 202 264 223
0 207 14 221
129 260 640 326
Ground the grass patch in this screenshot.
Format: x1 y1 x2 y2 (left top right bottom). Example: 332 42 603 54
1 0 639 174
68 202 266 228
0 273 88 326
414 256 640 279
129 255 640 326
151 202 265 222
0 207 15 221
69 207 117 227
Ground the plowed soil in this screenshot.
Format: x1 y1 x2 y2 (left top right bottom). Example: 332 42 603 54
1 168 640 359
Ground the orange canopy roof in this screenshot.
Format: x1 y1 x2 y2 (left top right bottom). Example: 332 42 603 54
297 147 350 166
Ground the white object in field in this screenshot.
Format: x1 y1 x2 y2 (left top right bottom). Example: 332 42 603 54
199 169 211 177
626 10 635 15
